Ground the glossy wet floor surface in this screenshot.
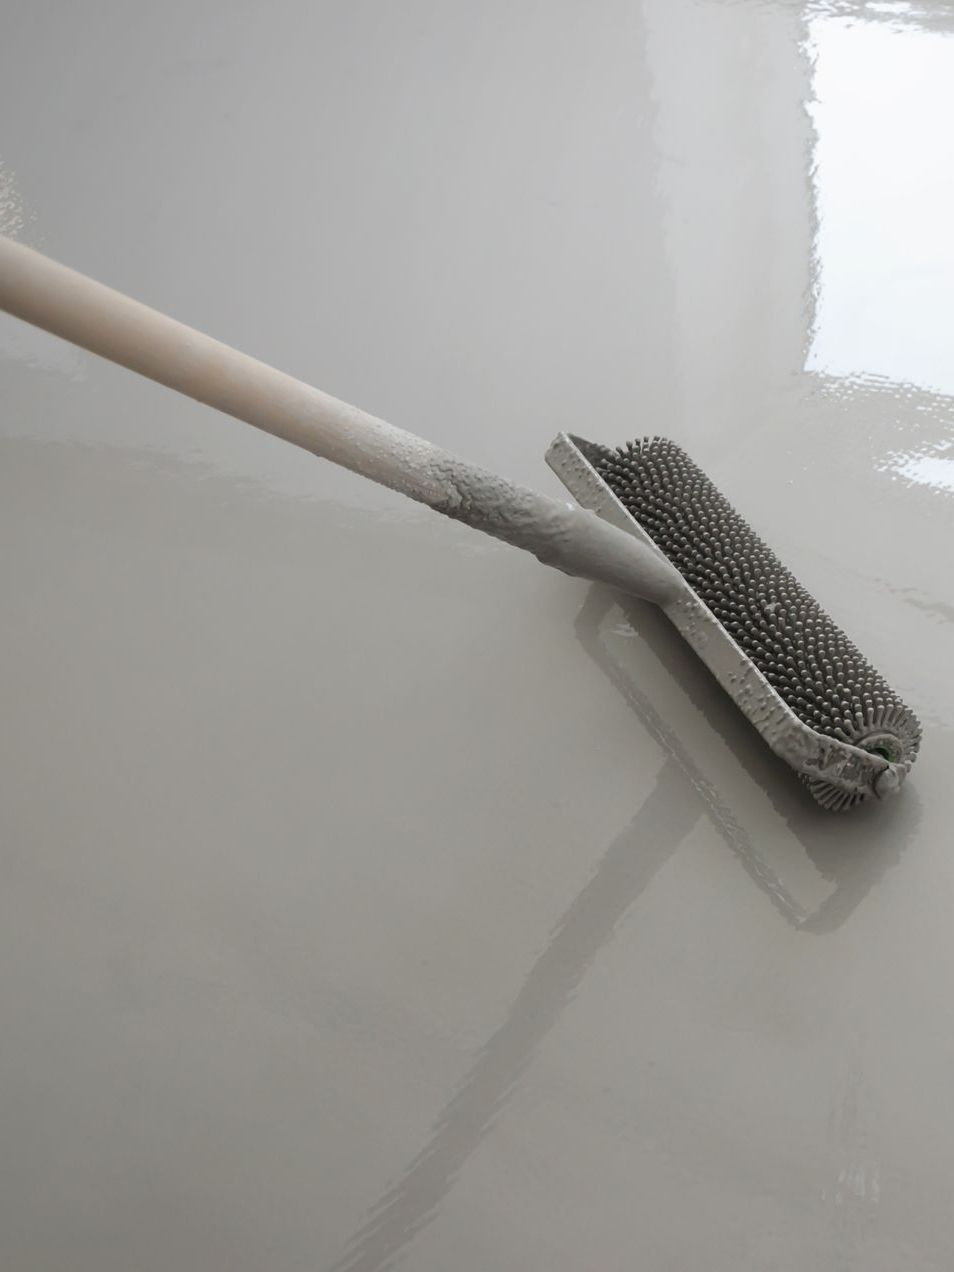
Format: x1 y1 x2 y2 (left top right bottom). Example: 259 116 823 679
2 2 953 1268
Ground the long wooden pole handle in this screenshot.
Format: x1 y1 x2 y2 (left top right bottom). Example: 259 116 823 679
0 236 681 603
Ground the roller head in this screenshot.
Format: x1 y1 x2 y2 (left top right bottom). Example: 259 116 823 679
546 434 921 810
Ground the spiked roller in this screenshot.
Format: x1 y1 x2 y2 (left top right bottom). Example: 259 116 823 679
547 434 921 810
0 237 920 811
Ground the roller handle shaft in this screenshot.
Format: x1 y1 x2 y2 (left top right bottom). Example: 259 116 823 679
0 236 680 603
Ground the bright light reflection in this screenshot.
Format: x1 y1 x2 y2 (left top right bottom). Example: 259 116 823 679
892 453 954 491
807 16 954 394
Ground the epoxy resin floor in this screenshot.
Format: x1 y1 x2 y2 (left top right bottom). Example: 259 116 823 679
2 2 953 1269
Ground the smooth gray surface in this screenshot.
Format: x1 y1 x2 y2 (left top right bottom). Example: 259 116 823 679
1 1 951 1268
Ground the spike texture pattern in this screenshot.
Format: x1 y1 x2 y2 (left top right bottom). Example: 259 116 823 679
589 437 921 804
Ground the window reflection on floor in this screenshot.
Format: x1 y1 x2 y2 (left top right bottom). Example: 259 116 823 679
806 9 954 401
